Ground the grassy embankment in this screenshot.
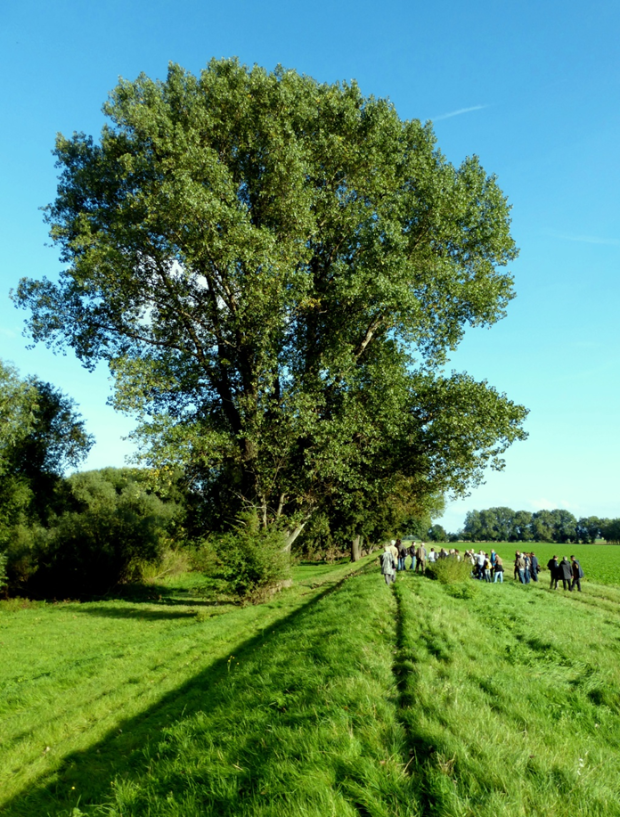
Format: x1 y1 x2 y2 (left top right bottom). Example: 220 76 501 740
0 555 382 815
2 555 620 815
395 571 620 815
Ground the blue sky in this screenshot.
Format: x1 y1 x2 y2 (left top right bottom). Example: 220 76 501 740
1 0 619 531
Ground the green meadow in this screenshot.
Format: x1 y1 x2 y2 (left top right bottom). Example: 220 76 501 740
484 543 620 585
2 553 620 816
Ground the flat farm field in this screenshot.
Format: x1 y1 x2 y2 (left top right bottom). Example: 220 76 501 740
492 543 620 585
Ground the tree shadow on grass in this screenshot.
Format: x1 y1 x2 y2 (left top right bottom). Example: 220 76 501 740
95 583 225 605
0 578 351 817
70 605 202 621
72 598 241 620
73 581 237 614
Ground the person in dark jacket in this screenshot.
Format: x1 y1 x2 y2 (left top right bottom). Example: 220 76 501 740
559 557 572 590
530 552 540 582
408 541 417 571
570 555 584 592
547 556 559 589
397 539 407 571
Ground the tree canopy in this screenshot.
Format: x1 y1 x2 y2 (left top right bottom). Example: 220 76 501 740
15 59 528 534
0 359 93 547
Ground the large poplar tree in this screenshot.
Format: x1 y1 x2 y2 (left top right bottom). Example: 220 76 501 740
15 59 528 540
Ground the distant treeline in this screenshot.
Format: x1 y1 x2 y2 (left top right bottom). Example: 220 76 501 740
455 507 620 544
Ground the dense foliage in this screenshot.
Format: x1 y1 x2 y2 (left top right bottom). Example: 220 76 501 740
426 555 472 584
462 506 619 543
208 511 290 601
0 550 7 592
0 360 94 545
0 360 96 593
427 523 450 542
6 468 183 598
15 58 528 543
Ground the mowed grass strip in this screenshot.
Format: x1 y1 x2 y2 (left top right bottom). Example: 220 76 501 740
3 566 419 817
0 556 375 813
394 571 620 817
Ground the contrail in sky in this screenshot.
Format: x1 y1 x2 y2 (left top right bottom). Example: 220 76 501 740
433 104 488 121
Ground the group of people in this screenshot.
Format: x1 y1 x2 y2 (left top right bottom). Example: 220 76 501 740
380 539 469 584
465 549 506 582
546 554 584 591
380 538 585 592
380 539 427 584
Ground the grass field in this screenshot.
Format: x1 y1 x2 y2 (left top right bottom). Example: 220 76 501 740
402 543 620 586
0 556 376 815
493 543 620 586
2 551 620 816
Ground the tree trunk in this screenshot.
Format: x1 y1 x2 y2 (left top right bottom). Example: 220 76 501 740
351 534 362 562
282 522 307 553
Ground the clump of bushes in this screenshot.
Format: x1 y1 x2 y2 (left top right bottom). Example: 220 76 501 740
427 557 472 585
7 468 183 598
210 512 291 602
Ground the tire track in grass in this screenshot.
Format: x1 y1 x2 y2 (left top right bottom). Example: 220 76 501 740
390 577 439 817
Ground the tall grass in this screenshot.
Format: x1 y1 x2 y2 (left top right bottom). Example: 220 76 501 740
426 556 472 584
75 568 417 817
4 556 620 816
0 556 376 815
394 571 620 816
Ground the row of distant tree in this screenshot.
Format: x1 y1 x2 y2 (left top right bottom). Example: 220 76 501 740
430 507 620 544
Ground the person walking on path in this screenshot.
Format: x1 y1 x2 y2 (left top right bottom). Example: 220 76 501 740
408 541 417 571
416 543 427 574
547 555 559 589
381 545 396 586
559 557 572 591
530 552 540 582
570 555 584 592
515 552 526 584
396 539 407 571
